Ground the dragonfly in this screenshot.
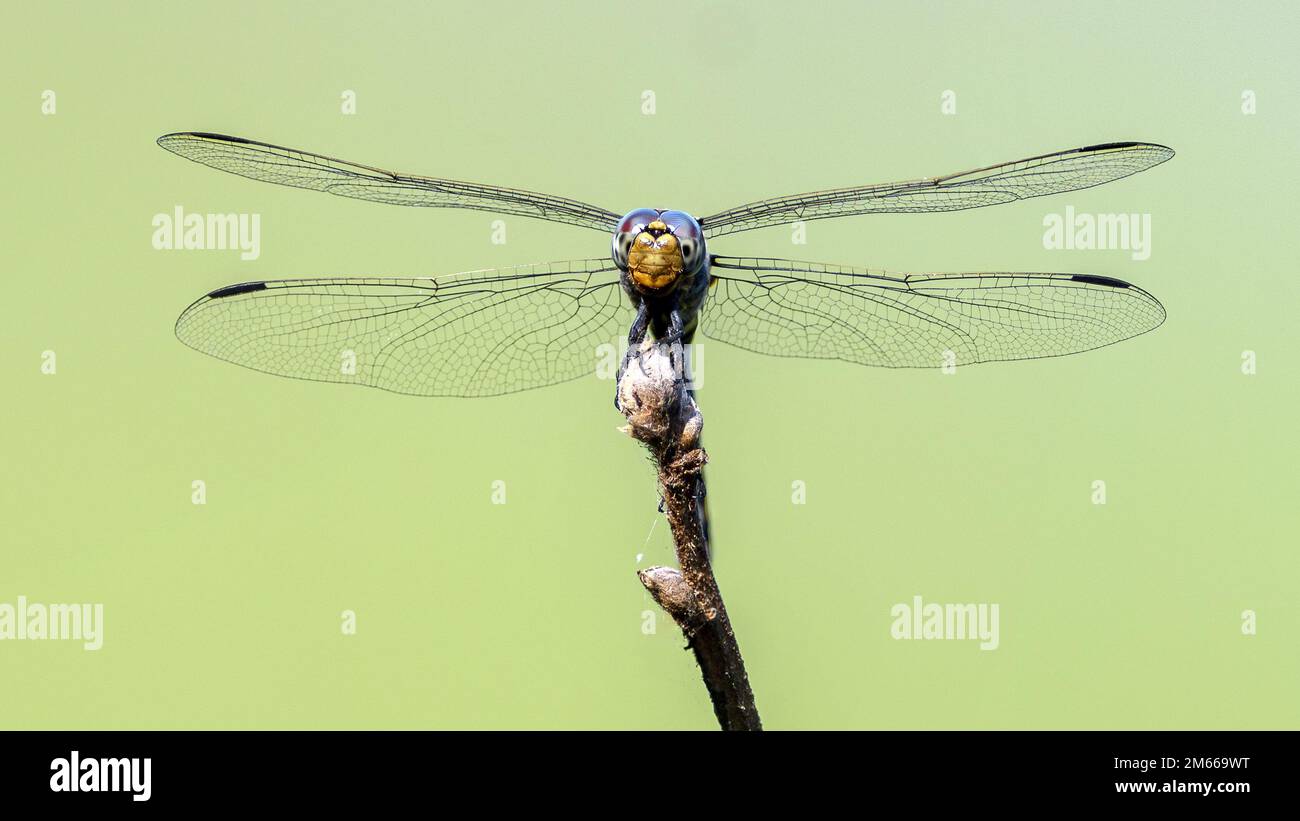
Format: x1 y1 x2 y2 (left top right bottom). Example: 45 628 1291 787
159 132 1173 399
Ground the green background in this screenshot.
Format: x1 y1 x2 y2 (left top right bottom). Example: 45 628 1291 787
4 0 1296 729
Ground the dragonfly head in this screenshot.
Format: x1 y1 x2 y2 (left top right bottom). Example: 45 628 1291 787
612 208 706 294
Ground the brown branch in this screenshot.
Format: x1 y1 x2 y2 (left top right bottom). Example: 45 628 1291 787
619 340 761 731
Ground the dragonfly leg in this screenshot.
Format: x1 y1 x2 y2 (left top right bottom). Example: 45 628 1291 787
615 302 651 409
663 308 687 388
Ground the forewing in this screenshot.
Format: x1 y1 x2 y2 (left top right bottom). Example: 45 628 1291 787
704 256 1165 368
158 132 622 233
700 142 1174 237
175 260 631 397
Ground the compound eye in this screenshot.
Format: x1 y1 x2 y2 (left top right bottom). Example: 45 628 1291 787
612 208 660 269
658 211 702 243
658 211 704 268
678 238 700 270
618 208 660 235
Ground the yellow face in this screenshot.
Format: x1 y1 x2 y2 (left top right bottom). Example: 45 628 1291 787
627 219 684 293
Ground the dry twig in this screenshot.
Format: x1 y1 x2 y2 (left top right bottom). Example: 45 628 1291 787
619 340 761 731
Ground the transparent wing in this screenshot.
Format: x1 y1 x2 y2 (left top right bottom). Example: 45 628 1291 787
703 256 1164 368
175 260 632 397
157 132 622 233
700 142 1174 237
